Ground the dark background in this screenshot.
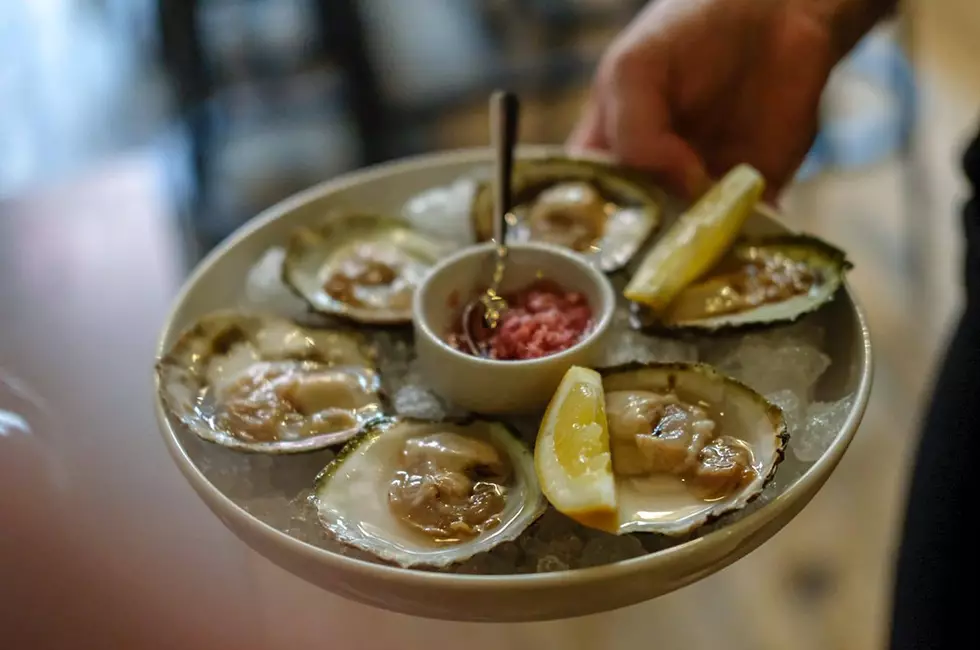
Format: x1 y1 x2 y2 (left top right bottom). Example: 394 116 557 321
0 0 646 253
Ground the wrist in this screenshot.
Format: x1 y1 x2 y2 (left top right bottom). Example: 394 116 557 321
795 0 899 62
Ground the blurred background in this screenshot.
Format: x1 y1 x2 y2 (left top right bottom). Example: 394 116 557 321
1 1 978 648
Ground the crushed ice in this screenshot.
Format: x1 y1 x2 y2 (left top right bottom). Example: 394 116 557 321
794 396 855 462
198 225 859 575
703 321 831 400
241 246 311 320
454 510 646 574
372 330 469 421
597 305 699 367
400 178 478 247
766 389 804 434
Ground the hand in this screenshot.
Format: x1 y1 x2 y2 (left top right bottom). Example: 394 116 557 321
568 0 873 200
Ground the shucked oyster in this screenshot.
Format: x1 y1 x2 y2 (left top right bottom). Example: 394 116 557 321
601 362 788 536
471 158 661 272
156 311 385 453
314 418 546 568
631 234 851 334
282 212 456 325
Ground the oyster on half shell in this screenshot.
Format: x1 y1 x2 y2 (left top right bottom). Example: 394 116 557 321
600 362 788 536
631 234 851 334
471 158 662 272
282 212 457 325
314 417 547 568
156 311 385 454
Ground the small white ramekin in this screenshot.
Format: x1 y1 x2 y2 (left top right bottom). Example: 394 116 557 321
412 241 616 414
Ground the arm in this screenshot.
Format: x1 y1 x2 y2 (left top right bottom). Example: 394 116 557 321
569 0 902 198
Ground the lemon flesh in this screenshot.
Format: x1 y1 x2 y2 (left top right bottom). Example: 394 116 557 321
534 366 617 532
624 164 765 312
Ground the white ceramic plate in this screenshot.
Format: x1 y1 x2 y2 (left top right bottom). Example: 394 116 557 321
153 146 872 622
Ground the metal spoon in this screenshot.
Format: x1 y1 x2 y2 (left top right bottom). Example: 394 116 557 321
460 90 520 356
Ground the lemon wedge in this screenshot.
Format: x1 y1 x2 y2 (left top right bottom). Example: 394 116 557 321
534 365 618 532
624 163 765 312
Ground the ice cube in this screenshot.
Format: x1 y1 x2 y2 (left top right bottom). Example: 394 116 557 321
400 178 478 246
598 306 699 367
766 389 804 436
705 322 830 401
531 509 578 538
794 396 855 462
393 383 453 420
241 246 311 319
577 532 645 568
536 555 571 573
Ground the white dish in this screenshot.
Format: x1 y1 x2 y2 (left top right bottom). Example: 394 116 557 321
153 146 872 622
413 241 616 414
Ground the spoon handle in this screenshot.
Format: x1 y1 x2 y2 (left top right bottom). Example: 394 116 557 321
491 90 520 245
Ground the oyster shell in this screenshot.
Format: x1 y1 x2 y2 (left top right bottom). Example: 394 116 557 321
282 212 456 325
314 417 547 568
600 362 788 536
156 311 385 453
631 234 851 334
471 158 662 272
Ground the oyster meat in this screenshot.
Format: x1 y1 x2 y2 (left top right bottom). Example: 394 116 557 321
601 362 788 536
314 418 547 568
632 234 851 333
282 212 456 324
156 311 384 453
471 158 661 272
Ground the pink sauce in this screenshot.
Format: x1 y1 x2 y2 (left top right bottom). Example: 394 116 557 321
448 280 593 360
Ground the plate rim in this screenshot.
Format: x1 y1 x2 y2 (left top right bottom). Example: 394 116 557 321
153 145 874 592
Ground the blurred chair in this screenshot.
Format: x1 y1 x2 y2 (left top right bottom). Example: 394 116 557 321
154 0 645 251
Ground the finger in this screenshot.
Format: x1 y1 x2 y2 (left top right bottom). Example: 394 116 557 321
762 186 783 207
566 91 608 153
610 96 710 199
607 67 710 199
